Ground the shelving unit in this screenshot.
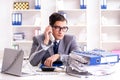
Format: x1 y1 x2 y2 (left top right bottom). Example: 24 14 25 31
11 0 41 58
100 0 120 51
56 0 87 50
10 0 120 56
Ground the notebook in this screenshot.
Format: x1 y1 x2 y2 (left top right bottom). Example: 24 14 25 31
1 48 26 76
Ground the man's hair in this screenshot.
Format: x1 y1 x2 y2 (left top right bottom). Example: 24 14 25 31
49 12 67 27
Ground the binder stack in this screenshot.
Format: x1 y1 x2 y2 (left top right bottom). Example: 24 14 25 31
66 49 119 77
69 49 119 66
69 51 101 65
13 32 25 41
12 13 22 25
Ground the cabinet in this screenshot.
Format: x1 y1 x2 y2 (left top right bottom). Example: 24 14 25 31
100 0 120 51
11 0 41 58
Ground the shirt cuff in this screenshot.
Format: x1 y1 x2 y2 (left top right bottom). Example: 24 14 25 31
41 42 53 50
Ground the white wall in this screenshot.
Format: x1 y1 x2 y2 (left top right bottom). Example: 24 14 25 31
0 0 12 53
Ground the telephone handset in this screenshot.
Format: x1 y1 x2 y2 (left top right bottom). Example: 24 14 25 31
49 33 55 42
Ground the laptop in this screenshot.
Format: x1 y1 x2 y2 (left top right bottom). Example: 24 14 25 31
1 48 25 76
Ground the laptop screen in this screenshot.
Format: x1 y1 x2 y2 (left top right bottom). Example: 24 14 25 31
1 48 24 76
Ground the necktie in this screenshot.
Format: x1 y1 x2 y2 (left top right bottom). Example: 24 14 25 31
53 41 59 54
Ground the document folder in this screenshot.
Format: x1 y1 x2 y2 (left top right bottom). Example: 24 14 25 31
70 51 101 65
70 50 119 66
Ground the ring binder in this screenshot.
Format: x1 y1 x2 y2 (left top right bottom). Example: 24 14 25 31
35 0 41 9
101 0 107 9
80 0 86 9
12 13 22 25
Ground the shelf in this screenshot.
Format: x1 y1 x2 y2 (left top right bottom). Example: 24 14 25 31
60 12 86 25
11 13 41 25
100 41 120 51
68 25 86 27
101 9 120 12
12 9 41 12
12 25 41 28
101 11 120 26
58 9 86 12
101 25 120 27
101 41 120 43
12 40 33 44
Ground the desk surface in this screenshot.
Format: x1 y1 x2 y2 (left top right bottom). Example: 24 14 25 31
0 69 120 80
0 60 120 80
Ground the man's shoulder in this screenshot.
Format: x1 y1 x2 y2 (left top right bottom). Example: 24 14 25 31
64 34 75 39
64 34 76 42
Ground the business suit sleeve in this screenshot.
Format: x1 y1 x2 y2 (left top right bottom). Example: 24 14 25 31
59 35 80 65
69 36 80 51
29 35 47 66
30 36 39 55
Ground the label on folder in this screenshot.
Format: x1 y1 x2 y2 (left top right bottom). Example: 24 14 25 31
100 52 119 64
101 56 118 64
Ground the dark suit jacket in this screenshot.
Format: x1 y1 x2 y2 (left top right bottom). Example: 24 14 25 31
29 34 80 66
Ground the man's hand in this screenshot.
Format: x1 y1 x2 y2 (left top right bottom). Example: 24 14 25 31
44 54 60 67
44 26 52 45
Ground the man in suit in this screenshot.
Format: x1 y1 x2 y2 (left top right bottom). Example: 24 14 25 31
29 12 80 67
